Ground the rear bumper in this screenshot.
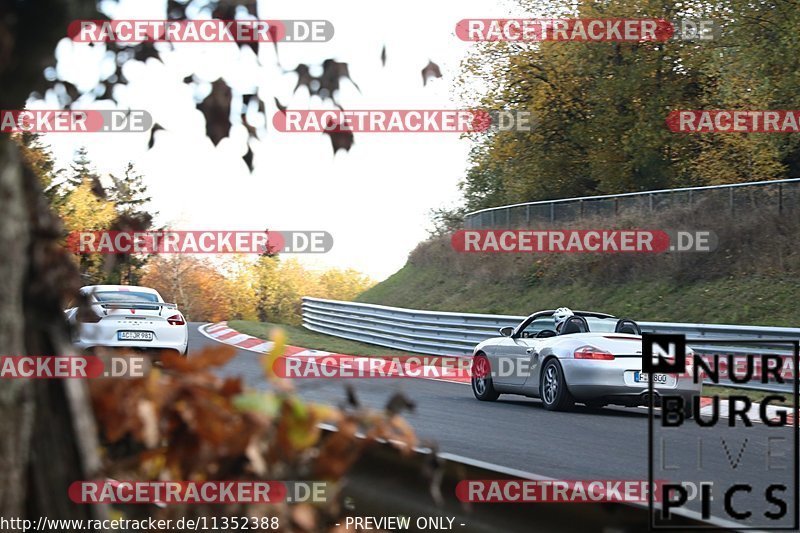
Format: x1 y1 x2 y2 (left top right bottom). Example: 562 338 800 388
74 340 188 356
73 323 188 355
560 358 702 404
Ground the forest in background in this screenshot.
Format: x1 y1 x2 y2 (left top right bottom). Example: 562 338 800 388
17 133 373 324
437 0 800 227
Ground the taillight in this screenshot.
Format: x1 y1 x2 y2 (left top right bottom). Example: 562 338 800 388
574 345 615 360
167 314 185 326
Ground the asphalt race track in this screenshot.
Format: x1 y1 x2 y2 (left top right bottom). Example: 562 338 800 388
191 323 798 526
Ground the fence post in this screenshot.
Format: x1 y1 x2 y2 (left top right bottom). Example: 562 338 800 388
550 203 555 223
779 183 783 215
526 204 531 227
506 207 510 227
649 193 653 212
579 199 584 219
490 210 495 228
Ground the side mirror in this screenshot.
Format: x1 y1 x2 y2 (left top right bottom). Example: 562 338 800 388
499 326 514 337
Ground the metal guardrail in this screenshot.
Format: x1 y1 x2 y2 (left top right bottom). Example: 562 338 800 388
463 177 800 229
302 297 800 392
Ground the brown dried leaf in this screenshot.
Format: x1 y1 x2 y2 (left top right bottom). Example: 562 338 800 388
422 60 442 86
197 78 232 146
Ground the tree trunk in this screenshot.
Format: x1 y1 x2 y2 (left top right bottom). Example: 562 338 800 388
0 0 107 528
0 137 35 519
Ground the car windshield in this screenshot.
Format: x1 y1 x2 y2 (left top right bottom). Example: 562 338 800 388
520 315 622 337
92 291 160 303
520 317 557 337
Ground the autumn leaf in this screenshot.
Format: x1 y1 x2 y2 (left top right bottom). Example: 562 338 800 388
421 60 442 86
262 327 286 380
197 78 232 146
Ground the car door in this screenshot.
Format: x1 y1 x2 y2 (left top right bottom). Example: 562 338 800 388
492 317 554 387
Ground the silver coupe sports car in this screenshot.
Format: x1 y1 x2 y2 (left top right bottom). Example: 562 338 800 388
470 309 702 414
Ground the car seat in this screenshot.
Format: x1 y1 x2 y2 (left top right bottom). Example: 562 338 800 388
614 318 641 335
560 316 589 335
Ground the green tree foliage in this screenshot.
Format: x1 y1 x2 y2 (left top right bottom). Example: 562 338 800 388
106 162 156 284
15 138 157 284
456 0 800 212
16 133 62 200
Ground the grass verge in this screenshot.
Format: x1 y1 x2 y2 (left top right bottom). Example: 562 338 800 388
228 320 430 358
357 264 800 327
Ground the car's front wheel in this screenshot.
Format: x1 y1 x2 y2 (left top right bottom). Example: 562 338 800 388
471 354 500 401
540 358 574 411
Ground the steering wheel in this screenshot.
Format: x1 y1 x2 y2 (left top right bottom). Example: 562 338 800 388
535 329 557 338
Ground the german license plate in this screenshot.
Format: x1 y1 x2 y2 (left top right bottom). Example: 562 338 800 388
634 371 667 384
118 331 154 341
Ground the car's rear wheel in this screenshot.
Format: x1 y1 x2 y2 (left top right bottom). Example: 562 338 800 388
471 354 500 401
540 358 574 411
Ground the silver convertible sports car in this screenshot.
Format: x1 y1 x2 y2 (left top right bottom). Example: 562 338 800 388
470 309 702 414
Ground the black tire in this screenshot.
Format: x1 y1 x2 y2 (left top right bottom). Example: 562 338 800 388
471 354 500 401
539 358 575 411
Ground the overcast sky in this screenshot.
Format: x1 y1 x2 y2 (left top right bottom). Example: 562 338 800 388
33 0 527 280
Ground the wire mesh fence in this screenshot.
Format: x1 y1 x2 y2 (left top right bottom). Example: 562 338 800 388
463 178 800 229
